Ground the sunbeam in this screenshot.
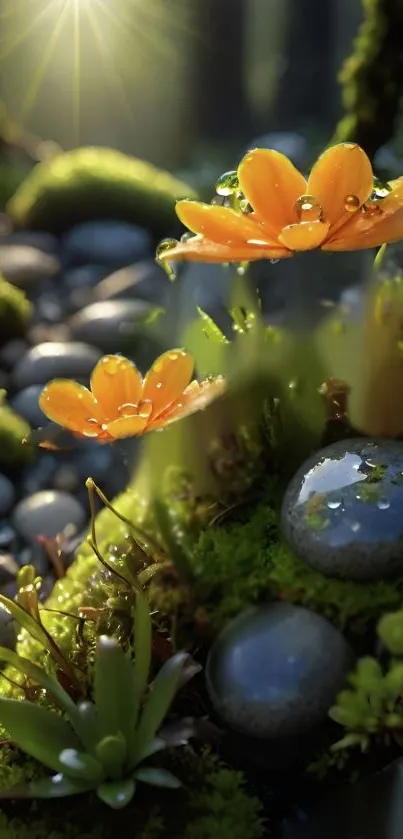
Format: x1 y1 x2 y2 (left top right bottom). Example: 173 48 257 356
0 0 197 147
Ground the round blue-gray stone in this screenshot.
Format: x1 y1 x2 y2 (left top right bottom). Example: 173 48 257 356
281 438 403 581
206 602 353 739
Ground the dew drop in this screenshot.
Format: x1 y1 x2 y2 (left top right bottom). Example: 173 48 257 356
327 499 342 510
377 498 390 510
349 520 361 533
270 258 280 265
215 170 239 196
294 194 323 223
156 239 179 282
138 399 153 418
118 403 139 417
87 418 100 425
180 232 194 243
344 194 360 212
370 177 392 201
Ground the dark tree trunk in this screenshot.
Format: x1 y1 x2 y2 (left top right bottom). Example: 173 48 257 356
271 0 334 129
193 0 251 143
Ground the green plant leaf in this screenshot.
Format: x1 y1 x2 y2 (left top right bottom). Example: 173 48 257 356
59 749 103 782
131 652 188 765
96 778 136 809
196 307 229 344
153 500 194 582
0 698 81 773
0 774 94 799
134 590 152 699
95 734 126 780
134 766 181 788
0 595 68 674
94 636 139 743
72 701 100 755
0 646 76 717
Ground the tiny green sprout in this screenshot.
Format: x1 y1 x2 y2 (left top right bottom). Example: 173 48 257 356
0 592 201 809
329 655 403 753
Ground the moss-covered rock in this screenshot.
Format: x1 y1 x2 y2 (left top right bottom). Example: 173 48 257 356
0 392 33 466
0 273 32 345
7 147 197 236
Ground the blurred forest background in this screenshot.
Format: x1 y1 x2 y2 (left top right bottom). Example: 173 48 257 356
0 0 370 170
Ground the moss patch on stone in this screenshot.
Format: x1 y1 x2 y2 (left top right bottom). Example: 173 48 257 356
7 147 197 236
0 274 32 345
0 392 33 466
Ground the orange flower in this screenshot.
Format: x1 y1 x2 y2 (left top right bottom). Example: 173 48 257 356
157 143 403 264
38 350 226 443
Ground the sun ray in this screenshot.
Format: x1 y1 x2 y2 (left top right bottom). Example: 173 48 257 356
72 0 81 146
84 2 138 130
19 1 70 120
0 1 59 62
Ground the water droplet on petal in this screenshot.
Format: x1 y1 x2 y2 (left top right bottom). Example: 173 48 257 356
294 195 323 223
344 194 360 212
327 499 342 510
156 239 179 282
371 177 392 201
138 399 153 418
270 258 280 265
181 232 194 243
118 403 139 417
349 520 361 532
215 170 239 196
377 498 390 510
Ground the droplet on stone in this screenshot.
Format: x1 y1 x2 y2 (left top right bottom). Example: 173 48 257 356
281 438 403 581
206 603 353 739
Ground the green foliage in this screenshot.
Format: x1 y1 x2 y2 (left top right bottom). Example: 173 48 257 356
332 0 403 156
161 483 403 632
182 751 264 839
0 593 199 808
0 273 31 345
329 656 403 752
7 146 197 235
0 811 104 839
378 608 403 655
0 391 33 466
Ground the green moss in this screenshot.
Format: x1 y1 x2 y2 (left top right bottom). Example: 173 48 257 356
7 146 197 236
0 392 33 466
0 273 32 345
182 751 264 839
0 158 28 210
332 0 403 156
177 485 403 633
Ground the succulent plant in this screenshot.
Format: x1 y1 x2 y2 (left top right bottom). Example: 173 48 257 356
0 591 201 808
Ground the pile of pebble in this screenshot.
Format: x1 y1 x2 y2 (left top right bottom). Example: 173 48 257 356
0 216 174 644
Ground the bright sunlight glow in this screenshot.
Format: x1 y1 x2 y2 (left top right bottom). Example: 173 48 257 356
0 0 195 146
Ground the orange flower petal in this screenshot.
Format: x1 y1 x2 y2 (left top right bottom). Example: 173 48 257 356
157 235 292 264
39 381 103 437
306 143 373 232
176 201 278 245
237 149 307 237
142 349 194 419
103 415 150 439
323 178 403 251
90 354 143 419
278 221 330 251
148 377 227 430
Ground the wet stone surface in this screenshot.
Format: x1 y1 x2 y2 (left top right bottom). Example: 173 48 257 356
13 490 87 542
281 438 403 582
206 602 353 740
